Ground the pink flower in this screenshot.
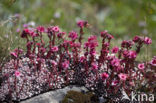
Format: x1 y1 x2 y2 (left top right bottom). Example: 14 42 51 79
69 31 78 41
10 52 18 58
71 42 80 48
106 33 114 40
91 62 98 70
30 32 39 37
101 72 109 80
90 50 96 56
100 30 108 37
102 49 109 54
123 50 137 59
57 32 66 38
133 36 142 43
138 63 145 70
14 48 23 54
15 70 21 77
77 20 88 28
111 58 120 67
84 42 90 48
150 58 156 66
111 80 119 86
88 35 97 43
87 35 98 48
26 41 33 47
36 26 45 32
39 47 46 53
51 60 57 66
89 42 98 49
21 28 30 38
100 31 114 40
112 46 119 53
52 26 60 32
128 51 137 59
144 37 152 45
118 73 127 81
51 46 58 52
103 42 109 47
122 50 128 57
121 40 134 48
62 60 69 69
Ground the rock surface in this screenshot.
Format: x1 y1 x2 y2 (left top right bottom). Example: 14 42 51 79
20 85 88 103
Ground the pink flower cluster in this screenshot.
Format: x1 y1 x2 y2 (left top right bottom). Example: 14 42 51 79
68 31 78 41
150 56 156 66
7 20 155 101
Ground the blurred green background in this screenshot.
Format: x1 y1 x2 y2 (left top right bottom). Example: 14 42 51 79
0 0 156 63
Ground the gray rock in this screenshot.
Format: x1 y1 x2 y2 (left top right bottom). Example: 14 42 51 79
20 85 88 103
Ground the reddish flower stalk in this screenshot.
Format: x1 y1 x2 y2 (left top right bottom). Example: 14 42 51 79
78 27 84 45
77 20 88 45
52 33 56 46
32 37 36 54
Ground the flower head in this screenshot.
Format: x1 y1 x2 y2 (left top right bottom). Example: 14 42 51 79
39 47 46 53
14 48 23 54
57 32 66 38
144 37 152 45
52 26 60 32
107 33 114 40
69 31 78 41
90 50 96 56
150 57 156 66
21 28 30 38
111 80 119 86
36 26 45 32
133 36 143 43
62 60 69 69
30 32 39 37
101 72 109 80
101 30 108 37
111 58 120 67
87 35 98 48
128 51 137 59
15 70 21 77
118 73 127 81
121 40 134 49
112 46 119 54
77 20 88 28
91 62 98 70
101 31 113 40
138 63 145 70
51 46 58 52
88 35 97 43
10 52 18 58
51 60 57 66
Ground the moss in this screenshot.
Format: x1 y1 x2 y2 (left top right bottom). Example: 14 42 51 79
62 90 99 103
